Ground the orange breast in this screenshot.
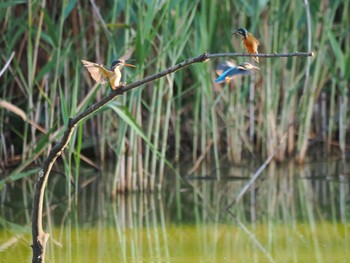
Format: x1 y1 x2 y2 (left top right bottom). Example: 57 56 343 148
242 37 258 54
242 34 260 62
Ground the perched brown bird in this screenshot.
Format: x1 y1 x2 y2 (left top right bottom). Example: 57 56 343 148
81 59 135 90
233 28 260 63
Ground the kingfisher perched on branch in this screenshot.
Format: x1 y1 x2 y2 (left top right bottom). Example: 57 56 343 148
214 61 260 83
81 59 135 90
233 28 260 63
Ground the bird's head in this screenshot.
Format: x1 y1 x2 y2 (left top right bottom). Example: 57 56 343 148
232 28 248 37
238 62 260 71
110 59 135 70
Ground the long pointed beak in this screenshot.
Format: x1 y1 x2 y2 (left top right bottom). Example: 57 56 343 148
121 59 136 68
232 30 239 35
251 65 260 70
124 63 136 68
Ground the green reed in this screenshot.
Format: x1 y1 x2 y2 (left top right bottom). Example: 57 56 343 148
0 0 349 194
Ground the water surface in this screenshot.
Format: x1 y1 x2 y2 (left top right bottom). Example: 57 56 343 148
1 159 349 262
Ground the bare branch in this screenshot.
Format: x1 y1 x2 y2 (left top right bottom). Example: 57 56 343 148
208 51 314 59
31 51 313 262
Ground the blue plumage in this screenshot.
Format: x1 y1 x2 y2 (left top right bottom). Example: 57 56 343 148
214 62 259 83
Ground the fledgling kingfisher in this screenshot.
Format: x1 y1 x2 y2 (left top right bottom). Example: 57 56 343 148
233 28 260 63
81 59 135 90
214 61 260 83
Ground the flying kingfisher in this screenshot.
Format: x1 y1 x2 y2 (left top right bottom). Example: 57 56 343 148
81 59 135 90
233 28 260 63
214 61 260 83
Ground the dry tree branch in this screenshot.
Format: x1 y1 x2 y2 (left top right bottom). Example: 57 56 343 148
207 51 313 59
31 51 313 262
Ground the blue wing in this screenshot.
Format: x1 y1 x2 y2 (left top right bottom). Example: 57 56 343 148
215 61 236 75
214 64 256 83
214 67 241 83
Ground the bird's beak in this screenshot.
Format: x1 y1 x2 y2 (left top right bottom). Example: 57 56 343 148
124 63 136 68
122 60 136 68
119 60 136 68
232 30 239 35
252 65 260 70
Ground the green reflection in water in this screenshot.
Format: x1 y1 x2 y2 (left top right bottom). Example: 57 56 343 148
1 222 349 262
1 160 350 262
69 223 346 263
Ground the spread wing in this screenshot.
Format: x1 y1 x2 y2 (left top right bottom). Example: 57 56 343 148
215 61 236 75
214 67 241 83
81 60 114 84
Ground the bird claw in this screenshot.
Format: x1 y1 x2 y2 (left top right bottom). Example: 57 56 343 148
116 82 126 88
111 82 126 90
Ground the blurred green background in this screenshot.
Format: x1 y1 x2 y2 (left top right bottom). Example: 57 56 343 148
0 0 349 189
0 1 350 262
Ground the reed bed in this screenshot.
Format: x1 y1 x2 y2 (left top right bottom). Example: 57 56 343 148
0 0 349 193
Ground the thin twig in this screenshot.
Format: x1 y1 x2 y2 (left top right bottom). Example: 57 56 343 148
208 52 313 59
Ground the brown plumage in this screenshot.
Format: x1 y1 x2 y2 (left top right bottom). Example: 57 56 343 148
233 28 260 63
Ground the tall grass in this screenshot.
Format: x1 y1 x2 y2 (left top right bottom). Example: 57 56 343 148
0 0 349 193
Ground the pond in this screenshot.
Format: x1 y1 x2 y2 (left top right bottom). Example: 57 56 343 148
1 158 349 262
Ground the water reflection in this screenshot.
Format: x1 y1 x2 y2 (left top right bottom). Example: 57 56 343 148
0 159 349 262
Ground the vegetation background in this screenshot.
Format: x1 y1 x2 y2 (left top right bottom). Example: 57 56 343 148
0 0 349 193
0 1 349 261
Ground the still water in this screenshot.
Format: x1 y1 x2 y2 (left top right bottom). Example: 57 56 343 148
1 159 349 262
